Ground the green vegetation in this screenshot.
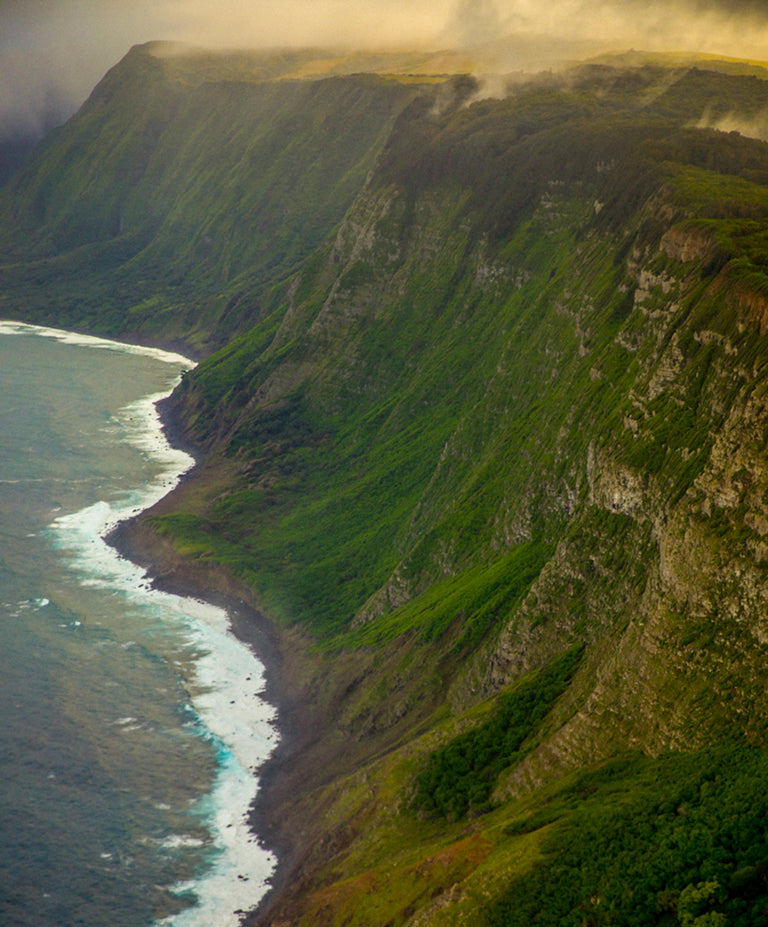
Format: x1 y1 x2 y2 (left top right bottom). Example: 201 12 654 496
0 45 424 351
489 745 768 927
412 646 583 820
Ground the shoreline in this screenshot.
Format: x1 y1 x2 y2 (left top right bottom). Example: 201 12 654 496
0 317 318 921
106 392 310 922
3 317 321 920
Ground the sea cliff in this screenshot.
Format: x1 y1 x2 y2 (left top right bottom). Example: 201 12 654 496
7 45 768 925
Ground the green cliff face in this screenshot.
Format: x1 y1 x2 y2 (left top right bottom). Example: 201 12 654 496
0 43 425 353
7 48 768 926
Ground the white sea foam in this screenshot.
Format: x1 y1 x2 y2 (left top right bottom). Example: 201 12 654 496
157 747 277 927
0 320 193 367
45 334 279 927
160 835 207 851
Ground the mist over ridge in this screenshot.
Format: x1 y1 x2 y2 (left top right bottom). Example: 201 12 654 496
5 0 768 149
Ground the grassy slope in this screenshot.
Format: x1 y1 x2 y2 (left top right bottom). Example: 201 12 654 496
151 66 768 925
163 65 768 636
0 44 425 353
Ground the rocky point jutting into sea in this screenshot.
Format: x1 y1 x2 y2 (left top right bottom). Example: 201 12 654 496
6 41 768 926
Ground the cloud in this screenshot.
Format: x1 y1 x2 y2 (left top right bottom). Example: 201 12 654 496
694 107 768 142
0 0 455 137
445 0 502 47
482 0 768 55
127 0 455 50
0 0 177 136
3 0 768 141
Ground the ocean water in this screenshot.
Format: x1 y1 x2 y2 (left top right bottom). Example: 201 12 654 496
0 321 278 927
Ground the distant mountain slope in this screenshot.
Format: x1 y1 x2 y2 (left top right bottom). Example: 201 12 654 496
9 47 768 926
0 134 44 187
0 43 428 352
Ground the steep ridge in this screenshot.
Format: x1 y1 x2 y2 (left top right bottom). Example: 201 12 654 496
159 66 768 925
8 51 768 925
0 43 427 353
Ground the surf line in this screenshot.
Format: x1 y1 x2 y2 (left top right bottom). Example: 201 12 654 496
15 320 280 925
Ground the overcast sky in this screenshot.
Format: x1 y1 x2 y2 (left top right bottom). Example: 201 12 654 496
3 0 768 138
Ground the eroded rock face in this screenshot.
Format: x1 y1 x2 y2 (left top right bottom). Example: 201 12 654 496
302 150 768 784
426 206 768 794
587 444 647 516
660 224 719 265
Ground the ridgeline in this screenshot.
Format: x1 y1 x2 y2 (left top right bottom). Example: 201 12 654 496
7 41 768 926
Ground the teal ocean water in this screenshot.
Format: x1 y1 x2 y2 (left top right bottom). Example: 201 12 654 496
0 322 277 926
